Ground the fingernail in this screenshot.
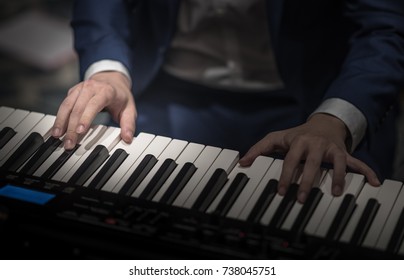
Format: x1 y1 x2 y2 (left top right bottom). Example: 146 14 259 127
124 130 133 143
76 125 85 134
333 185 342 196
239 157 252 166
298 191 307 203
52 127 61 137
64 139 73 150
278 187 286 196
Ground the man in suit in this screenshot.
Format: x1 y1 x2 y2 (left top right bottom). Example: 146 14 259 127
52 0 404 203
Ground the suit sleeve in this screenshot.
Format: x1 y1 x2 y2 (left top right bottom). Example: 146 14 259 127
324 0 404 145
71 0 133 80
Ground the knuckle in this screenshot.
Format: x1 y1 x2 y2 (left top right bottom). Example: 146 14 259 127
67 87 76 96
331 146 347 159
71 106 83 116
61 96 75 109
88 97 102 109
84 79 96 87
305 157 321 167
266 131 277 139
105 83 115 94
100 83 115 95
291 135 311 149
284 152 300 165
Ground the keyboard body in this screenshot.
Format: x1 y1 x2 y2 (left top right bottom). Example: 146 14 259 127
0 107 403 259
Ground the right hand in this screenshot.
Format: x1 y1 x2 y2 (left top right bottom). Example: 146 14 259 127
51 71 136 150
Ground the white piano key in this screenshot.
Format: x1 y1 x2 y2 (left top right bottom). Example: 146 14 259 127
375 185 404 251
304 170 335 236
281 168 327 231
83 140 127 187
172 146 221 207
0 109 28 130
59 126 121 182
152 142 204 202
97 126 122 152
33 128 94 177
0 106 15 124
225 156 273 219
30 115 55 137
14 115 57 171
110 135 171 193
100 133 155 192
83 132 153 187
339 182 381 243
82 130 143 187
239 159 282 222
179 148 239 209
281 199 303 230
131 139 188 197
260 160 284 225
362 180 402 248
200 164 240 213
50 125 107 181
0 112 45 164
312 172 365 237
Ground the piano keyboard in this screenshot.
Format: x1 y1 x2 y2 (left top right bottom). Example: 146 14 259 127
0 106 403 259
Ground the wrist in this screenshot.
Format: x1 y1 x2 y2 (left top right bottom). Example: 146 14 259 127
90 71 131 89
308 113 350 148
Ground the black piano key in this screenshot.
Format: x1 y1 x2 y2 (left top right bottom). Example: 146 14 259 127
87 148 128 190
139 158 178 200
350 198 380 246
0 127 16 149
41 144 80 179
159 162 197 205
247 179 278 223
386 208 404 254
269 183 299 229
213 172 249 216
67 145 110 186
1 132 44 172
118 154 158 196
290 187 323 235
19 136 62 175
192 168 228 212
326 194 356 241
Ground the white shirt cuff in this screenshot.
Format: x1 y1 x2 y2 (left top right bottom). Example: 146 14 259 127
311 98 367 152
84 59 132 86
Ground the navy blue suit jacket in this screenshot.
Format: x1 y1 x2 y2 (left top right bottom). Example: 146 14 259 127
71 0 404 178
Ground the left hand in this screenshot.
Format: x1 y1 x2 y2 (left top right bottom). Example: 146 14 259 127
239 113 380 203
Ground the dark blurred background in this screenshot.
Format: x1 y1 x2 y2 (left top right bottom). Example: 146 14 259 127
0 0 78 114
0 0 402 181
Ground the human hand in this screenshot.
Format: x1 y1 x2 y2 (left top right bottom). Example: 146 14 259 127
51 71 136 149
239 113 380 203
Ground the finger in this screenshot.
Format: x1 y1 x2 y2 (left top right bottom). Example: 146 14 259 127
347 155 381 186
118 100 136 144
64 82 95 149
78 90 111 135
278 145 305 196
52 85 81 138
331 150 347 196
239 132 279 166
298 150 324 203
